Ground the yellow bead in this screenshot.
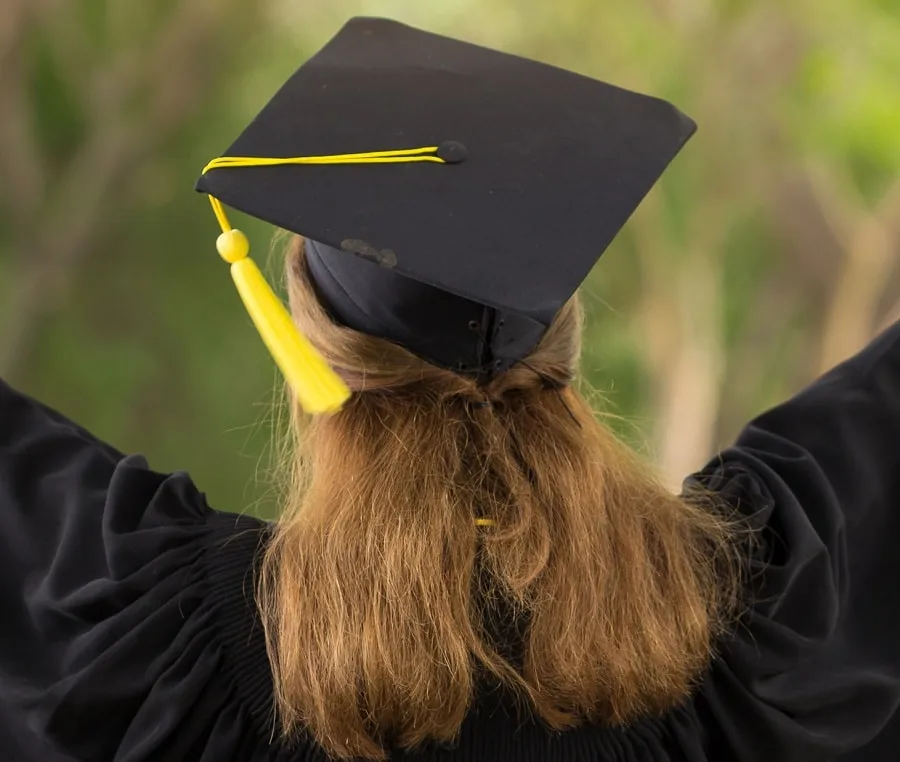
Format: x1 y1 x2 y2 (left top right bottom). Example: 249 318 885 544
216 229 250 263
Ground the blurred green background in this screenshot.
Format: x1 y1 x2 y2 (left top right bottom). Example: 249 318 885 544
2 0 899 517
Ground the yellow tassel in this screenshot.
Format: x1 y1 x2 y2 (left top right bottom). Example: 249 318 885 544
217 229 350 415
201 147 451 417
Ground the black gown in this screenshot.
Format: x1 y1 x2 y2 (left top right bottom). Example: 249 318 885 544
2 321 900 761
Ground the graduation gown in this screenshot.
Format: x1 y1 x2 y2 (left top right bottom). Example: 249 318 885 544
1 321 899 761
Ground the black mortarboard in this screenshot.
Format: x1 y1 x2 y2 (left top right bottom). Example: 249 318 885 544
196 17 696 410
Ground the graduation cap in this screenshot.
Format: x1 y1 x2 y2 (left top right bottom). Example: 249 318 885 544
196 17 696 414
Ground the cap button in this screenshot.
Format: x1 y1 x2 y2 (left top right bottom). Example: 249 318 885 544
436 140 468 164
217 229 250 263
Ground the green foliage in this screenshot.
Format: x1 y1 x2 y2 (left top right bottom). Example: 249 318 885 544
785 0 900 198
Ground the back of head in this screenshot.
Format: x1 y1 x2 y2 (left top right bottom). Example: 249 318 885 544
258 237 740 761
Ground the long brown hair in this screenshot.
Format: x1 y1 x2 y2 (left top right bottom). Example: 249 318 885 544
258 237 741 760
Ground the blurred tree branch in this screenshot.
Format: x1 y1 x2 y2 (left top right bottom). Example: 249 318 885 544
0 0 252 378
812 169 900 371
0 1 53 232
633 191 728 489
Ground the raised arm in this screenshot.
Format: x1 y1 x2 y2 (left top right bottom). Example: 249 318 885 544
0 380 218 759
691 320 900 761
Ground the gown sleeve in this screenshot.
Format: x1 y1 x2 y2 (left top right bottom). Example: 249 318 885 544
686 320 900 761
0 379 264 761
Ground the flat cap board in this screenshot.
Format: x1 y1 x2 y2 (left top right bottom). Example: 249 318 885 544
197 16 696 325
